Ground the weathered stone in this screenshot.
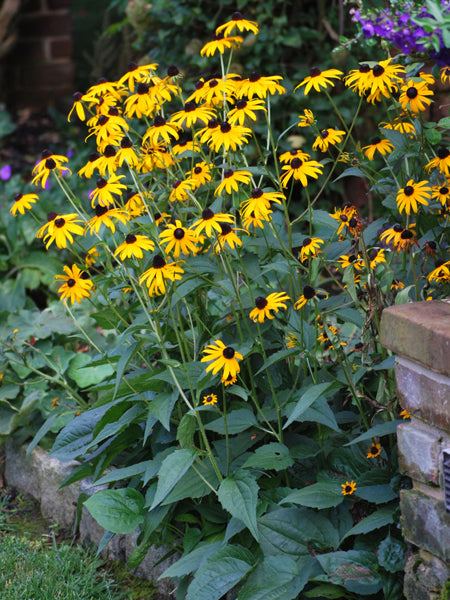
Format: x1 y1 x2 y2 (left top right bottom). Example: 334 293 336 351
380 300 450 376
397 419 450 486
395 357 450 431
5 438 41 500
404 550 450 600
400 489 450 563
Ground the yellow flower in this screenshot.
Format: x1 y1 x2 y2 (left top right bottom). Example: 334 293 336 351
114 234 155 260
341 480 357 495
367 58 405 100
426 147 450 176
203 393 218 406
124 82 159 119
117 61 158 93
143 116 180 146
362 136 394 161
249 292 290 322
237 72 285 99
367 443 381 459
55 264 93 305
159 220 199 257
400 409 411 419
139 254 184 296
170 101 216 128
240 188 285 219
285 333 298 348
298 109 315 127
89 174 127 207
280 156 323 188
396 179 431 215
399 80 433 113
215 169 252 196
200 32 243 57
213 223 243 253
116 137 140 168
10 193 38 216
440 66 450 84
68 91 99 122
169 178 196 202
344 63 372 95
227 98 266 125
186 162 212 188
216 11 259 37
432 183 450 206
31 150 71 188
295 66 343 95
294 285 328 310
427 260 450 283
86 205 130 234
208 121 252 152
191 208 235 238
299 237 323 262
312 128 346 152
201 339 243 383
37 213 85 250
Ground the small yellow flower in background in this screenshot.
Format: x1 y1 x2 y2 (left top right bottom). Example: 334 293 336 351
341 480 357 495
191 208 235 238
312 128 346 152
139 254 184 296
215 11 259 37
78 151 101 178
399 79 433 113
10 192 38 216
213 223 244 253
0 373 3 385
237 72 285 99
215 169 252 196
170 101 216 129
123 82 159 119
280 156 324 188
279 149 311 164
117 61 158 93
299 237 323 262
68 91 98 122
12 329 18 341
86 205 129 234
369 248 386 270
298 109 315 127
396 179 432 215
159 221 199 257
249 292 290 323
84 246 100 269
295 66 343 95
89 174 127 207
55 264 93 305
344 63 372 95
294 285 328 310
338 253 363 270
362 136 394 161
240 188 285 219
203 393 218 406
285 333 298 348
317 325 346 350
169 178 196 202
51 397 59 409
432 183 450 206
241 208 272 230
426 147 450 176
200 32 243 57
208 121 252 152
227 98 266 125
366 443 381 459
186 162 212 188
114 234 155 261
400 409 411 419
31 150 71 188
427 260 450 283
201 339 243 384
440 66 450 84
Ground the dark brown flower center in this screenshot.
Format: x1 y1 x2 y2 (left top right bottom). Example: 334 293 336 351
67 278 76 287
222 346 235 358
184 101 197 112
359 63 370 73
249 71 261 82
403 185 414 196
232 11 243 20
349 217 358 228
321 129 329 139
45 158 56 170
302 237 311 246
103 145 116 157
97 178 107 188
73 91 83 101
438 147 450 159
125 234 136 244
401 230 413 239
220 121 232 133
194 166 202 174
310 66 321 77
372 64 385 77
14 193 23 202
440 186 449 194
152 254 166 268
236 99 247 109
208 118 219 129
406 86 418 99
220 223 232 235
224 169 234 178
209 79 219 88
154 115 166 127
290 157 302 168
97 115 109 126
137 82 149 94
41 149 52 159
95 205 109 216
174 227 185 239
303 285 315 299
202 208 214 220
54 218 65 228
371 136 381 145
167 65 179 77
393 224 404 232
255 296 268 309
47 211 57 221
251 188 263 198
121 137 133 148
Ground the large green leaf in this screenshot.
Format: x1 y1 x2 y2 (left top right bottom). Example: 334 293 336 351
149 389 179 431
185 544 255 600
218 470 259 541
257 508 310 557
68 353 114 388
205 408 257 434
160 541 223 579
151 448 197 509
283 382 333 429
316 551 382 595
345 421 401 445
280 482 344 509
238 555 314 600
162 459 220 504
242 442 293 471
341 506 395 541
84 488 145 534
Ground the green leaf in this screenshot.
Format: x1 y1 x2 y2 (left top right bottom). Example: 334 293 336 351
94 461 154 486
185 544 255 600
283 382 333 429
316 551 382 595
341 506 395 541
280 482 343 509
151 448 197 509
84 488 145 534
303 583 348 598
162 459 220 504
149 389 179 431
255 348 299 375
301 398 340 432
177 413 197 448
257 508 310 557
345 421 401 445
238 555 314 600
68 354 114 388
356 485 397 504
377 534 405 573
205 408 257 434
218 470 259 541
160 541 223 579
242 442 294 471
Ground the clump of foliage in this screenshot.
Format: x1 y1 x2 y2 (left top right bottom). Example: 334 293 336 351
2 3 450 599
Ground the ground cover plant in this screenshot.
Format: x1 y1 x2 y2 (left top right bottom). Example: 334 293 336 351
2 2 450 599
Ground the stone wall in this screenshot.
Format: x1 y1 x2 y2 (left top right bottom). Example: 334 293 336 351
380 300 450 600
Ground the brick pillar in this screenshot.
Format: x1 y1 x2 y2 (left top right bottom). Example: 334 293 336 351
6 0 74 108
380 300 450 600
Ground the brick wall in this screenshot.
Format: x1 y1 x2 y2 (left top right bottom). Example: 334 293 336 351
380 301 450 600
6 0 74 108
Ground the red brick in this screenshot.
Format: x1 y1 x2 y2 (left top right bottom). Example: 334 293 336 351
20 14 72 37
50 38 72 59
20 61 74 87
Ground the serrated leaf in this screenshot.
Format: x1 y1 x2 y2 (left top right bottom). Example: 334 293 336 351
84 488 144 534
283 382 333 429
257 507 310 557
341 506 394 541
218 470 259 541
149 388 179 431
280 482 343 509
151 448 197 509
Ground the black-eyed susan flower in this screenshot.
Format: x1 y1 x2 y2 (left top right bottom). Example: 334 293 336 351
423 240 438 257
55 264 93 305
227 98 266 125
400 409 411 419
317 325 346 350
154 211 171 226
440 66 450 84
299 237 323 262
200 31 243 57
78 152 101 178
427 260 450 283
201 76 235 106
380 117 416 136
396 228 419 253
330 204 359 236
295 66 343 95
201 339 243 383
399 80 433 113
143 116 180 146
124 191 147 217
38 213 84 249
186 162 212 188
89 174 127 207
68 91 98 122
216 11 259 37
396 179 431 215
312 128 346 152
139 142 175 171
279 148 311 164
362 136 394 161
341 480 357 495
285 332 298 348
280 156 323 188
249 292 290 322
203 393 218 406
344 63 372 95
213 223 243 253
117 61 158 93
87 204 129 234
84 246 100 268
87 110 128 148
169 178 196 202
379 223 405 247
240 187 285 219
114 233 155 260
215 168 252 195
237 72 285 99
85 77 124 101
369 248 386 269
191 208 235 237
298 109 315 127
366 443 382 459
294 285 328 310
338 253 363 270
31 150 71 188
367 58 405 100
171 139 201 156
116 137 140 168
159 220 198 257
426 147 450 176
197 118 220 144
432 183 450 206
241 208 272 230
139 254 184 296
10 192 38 216
208 121 252 152
170 101 216 129
96 145 118 177
124 82 158 119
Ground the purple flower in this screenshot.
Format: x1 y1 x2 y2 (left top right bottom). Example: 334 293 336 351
0 164 11 180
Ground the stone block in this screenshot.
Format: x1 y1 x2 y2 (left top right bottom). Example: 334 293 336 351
395 357 450 431
4 438 41 501
20 14 72 37
380 300 450 376
400 489 450 563
404 550 450 600
397 419 450 486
